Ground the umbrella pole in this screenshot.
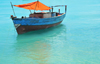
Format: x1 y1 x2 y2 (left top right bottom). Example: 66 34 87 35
34 0 39 13
29 10 32 14
10 2 16 16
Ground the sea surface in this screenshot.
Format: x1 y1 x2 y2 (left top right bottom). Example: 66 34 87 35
0 0 100 64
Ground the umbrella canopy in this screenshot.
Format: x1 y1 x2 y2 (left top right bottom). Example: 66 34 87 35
14 1 51 11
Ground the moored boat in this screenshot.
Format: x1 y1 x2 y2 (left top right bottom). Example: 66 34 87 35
10 0 67 34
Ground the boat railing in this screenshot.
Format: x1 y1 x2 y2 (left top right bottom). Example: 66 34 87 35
50 5 67 13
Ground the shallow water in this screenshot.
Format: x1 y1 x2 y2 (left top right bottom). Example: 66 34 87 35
0 0 100 64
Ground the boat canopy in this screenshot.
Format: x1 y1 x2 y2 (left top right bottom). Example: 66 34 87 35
14 1 51 11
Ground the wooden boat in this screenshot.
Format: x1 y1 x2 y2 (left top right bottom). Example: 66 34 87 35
10 0 67 34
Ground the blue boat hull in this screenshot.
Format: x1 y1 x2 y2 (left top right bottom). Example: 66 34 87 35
12 13 66 34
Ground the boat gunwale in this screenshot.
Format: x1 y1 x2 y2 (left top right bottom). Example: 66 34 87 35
13 13 66 20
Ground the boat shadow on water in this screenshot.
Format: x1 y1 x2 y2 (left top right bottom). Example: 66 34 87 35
16 24 67 43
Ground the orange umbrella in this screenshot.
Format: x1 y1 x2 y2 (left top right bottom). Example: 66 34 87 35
14 1 51 11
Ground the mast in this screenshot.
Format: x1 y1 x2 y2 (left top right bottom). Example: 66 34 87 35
10 2 16 16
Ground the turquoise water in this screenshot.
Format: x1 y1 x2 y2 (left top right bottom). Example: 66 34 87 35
0 0 100 64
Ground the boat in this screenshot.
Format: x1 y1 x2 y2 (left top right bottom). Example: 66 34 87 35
10 0 67 34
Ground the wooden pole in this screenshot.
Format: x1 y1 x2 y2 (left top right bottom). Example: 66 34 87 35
10 2 16 16
59 9 60 13
34 0 39 13
52 6 53 12
29 10 32 14
65 5 67 13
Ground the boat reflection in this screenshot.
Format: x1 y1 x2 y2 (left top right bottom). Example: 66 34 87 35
15 24 67 64
16 24 67 42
